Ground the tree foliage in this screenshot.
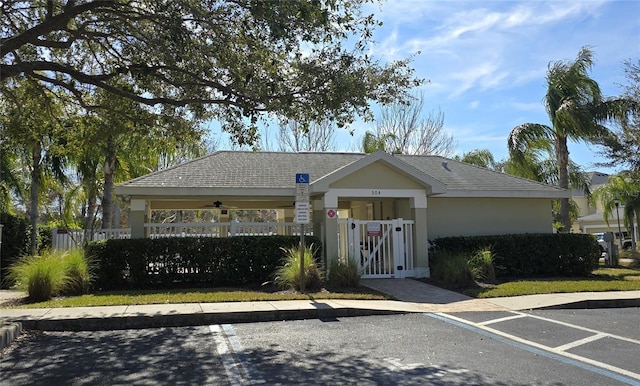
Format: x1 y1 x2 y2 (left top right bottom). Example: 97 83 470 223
362 93 455 156
0 78 70 252
508 47 626 231
1 0 422 145
277 120 336 152
597 58 640 179
455 149 497 169
591 174 640 250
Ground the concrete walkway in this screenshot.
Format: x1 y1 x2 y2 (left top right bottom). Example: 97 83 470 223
2 280 640 350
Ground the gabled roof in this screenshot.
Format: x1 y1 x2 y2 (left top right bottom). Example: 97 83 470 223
313 151 447 195
116 150 569 199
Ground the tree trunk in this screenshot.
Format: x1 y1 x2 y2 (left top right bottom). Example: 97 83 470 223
555 135 571 232
102 136 117 229
29 143 42 254
84 186 97 243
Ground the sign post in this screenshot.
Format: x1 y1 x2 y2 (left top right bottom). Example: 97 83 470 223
295 173 310 292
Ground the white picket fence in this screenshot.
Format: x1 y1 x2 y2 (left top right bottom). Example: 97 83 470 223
52 222 311 250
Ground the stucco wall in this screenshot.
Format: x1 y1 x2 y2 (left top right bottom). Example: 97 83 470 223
331 162 424 190
427 197 554 238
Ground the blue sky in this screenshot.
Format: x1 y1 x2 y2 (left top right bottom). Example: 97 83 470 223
216 0 638 174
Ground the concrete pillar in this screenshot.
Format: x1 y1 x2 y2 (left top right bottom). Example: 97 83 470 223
277 209 294 235
320 195 339 266
219 210 230 237
130 199 149 239
412 196 429 278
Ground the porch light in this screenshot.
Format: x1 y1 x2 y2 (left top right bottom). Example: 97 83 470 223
213 200 223 208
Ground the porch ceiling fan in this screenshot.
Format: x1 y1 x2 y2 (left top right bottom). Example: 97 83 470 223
202 200 237 209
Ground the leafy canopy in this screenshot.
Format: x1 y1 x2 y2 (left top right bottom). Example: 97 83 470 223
1 0 422 145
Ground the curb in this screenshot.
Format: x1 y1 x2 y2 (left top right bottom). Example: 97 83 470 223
0 322 23 350
16 308 408 332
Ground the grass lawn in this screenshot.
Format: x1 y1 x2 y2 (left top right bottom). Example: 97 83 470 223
462 266 640 298
4 262 639 308
3 285 389 309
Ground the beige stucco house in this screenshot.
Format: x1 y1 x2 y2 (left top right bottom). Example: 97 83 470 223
115 150 569 278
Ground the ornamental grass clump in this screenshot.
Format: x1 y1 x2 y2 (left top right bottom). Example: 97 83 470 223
468 247 498 283
274 244 323 292
328 256 361 288
430 250 474 286
62 249 94 295
7 249 93 302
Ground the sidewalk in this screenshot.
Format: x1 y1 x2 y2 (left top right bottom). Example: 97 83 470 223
2 280 640 350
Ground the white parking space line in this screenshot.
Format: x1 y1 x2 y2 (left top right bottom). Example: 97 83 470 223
209 324 265 386
555 333 608 352
478 313 527 326
429 313 640 385
210 324 246 385
521 312 640 346
221 324 266 385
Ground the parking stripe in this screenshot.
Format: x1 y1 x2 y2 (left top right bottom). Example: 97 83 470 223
554 332 609 351
478 313 527 326
221 324 266 385
427 313 640 386
210 324 246 385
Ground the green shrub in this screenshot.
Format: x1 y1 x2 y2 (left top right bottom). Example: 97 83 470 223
430 250 474 286
274 244 323 292
0 213 31 288
328 256 361 288
468 247 497 283
434 233 599 278
87 235 322 290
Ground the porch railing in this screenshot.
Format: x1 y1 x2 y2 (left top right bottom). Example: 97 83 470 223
52 222 311 250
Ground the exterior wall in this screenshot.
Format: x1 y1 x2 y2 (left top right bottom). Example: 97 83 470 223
330 162 424 190
427 197 554 238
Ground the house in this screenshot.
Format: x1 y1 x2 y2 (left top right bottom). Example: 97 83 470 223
572 171 638 248
114 150 569 279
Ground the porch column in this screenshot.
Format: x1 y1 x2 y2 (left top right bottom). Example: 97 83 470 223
321 195 339 265
219 210 230 237
277 209 294 235
130 199 149 239
411 195 429 278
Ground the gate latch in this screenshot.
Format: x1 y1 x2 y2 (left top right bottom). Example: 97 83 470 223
395 227 402 232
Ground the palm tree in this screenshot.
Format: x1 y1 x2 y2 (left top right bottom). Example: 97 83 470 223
361 131 396 153
0 80 69 253
591 175 640 251
508 47 625 231
455 149 498 169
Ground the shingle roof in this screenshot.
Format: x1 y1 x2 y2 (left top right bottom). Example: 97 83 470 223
396 154 567 194
117 150 568 197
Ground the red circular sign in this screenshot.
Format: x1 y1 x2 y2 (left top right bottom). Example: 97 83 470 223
327 209 336 218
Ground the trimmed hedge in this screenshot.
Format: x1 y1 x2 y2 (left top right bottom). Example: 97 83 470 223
0 213 31 288
433 233 600 278
87 235 322 290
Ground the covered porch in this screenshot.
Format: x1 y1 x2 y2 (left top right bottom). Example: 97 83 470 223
114 151 447 278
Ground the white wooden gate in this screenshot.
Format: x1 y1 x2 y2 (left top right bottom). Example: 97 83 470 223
338 218 414 279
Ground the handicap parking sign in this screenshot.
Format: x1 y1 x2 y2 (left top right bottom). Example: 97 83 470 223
296 173 309 184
